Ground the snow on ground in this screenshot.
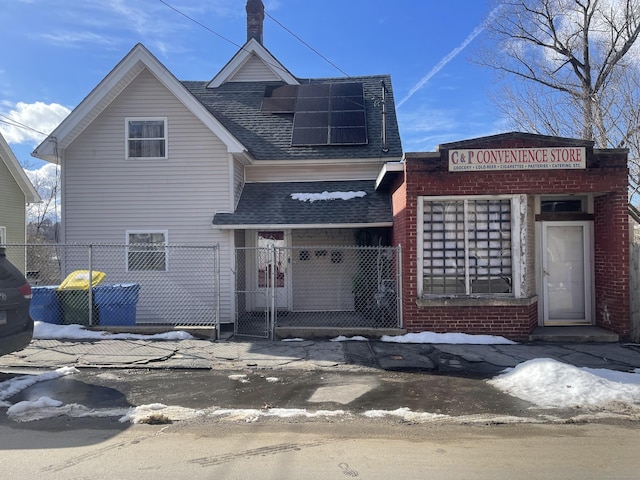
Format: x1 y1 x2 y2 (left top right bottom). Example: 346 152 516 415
33 321 195 341
488 358 640 409
329 331 516 344
4 328 640 422
379 331 517 345
1 357 639 424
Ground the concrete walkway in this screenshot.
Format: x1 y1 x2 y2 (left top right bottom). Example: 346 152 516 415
1 337 640 376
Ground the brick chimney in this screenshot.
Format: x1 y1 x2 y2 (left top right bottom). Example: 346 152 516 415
246 0 265 44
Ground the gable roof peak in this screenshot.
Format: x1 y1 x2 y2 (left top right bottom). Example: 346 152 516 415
207 38 298 88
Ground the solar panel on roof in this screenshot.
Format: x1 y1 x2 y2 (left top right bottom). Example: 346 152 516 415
330 126 367 144
292 127 329 145
292 82 367 146
262 82 368 146
262 84 298 113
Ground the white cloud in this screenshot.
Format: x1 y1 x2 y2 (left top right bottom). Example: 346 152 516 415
0 101 70 145
39 31 118 48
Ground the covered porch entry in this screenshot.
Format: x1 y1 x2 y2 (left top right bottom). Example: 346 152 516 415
213 180 400 339
233 229 402 338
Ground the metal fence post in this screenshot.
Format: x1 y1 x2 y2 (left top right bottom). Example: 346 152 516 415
215 243 220 332
269 244 276 340
88 244 94 326
397 245 403 328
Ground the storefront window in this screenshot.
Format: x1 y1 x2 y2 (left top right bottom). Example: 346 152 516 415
420 197 513 296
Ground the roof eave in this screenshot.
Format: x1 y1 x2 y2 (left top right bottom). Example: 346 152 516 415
0 133 40 203
212 222 393 230
33 43 248 161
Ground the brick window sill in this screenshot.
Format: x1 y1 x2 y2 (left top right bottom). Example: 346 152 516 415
416 295 538 308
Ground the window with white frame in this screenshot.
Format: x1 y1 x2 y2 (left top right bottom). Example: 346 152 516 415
0 226 6 245
126 118 167 159
126 231 168 271
419 197 513 296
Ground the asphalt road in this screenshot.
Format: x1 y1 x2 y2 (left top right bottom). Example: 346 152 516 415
1 367 639 479
1 418 638 479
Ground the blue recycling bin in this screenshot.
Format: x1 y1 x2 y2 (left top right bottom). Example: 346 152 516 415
93 283 140 326
29 286 62 324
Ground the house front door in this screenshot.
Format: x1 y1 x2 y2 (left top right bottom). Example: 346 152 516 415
255 230 290 310
541 221 592 325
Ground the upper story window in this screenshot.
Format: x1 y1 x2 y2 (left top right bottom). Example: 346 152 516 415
126 118 167 159
0 226 6 245
418 196 515 297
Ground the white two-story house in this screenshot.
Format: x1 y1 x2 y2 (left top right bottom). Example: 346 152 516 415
33 1 403 333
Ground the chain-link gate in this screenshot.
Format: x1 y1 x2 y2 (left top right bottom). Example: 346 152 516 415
234 245 402 338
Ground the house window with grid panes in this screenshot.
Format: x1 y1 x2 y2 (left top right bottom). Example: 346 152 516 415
126 231 168 271
420 198 513 296
126 118 167 159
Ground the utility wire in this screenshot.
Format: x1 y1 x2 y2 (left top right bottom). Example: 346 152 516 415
157 0 354 81
156 0 386 105
0 113 49 137
263 11 351 78
157 0 243 49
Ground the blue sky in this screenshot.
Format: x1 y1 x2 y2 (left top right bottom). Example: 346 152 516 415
0 0 504 171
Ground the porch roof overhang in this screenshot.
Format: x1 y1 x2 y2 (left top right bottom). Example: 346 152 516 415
213 180 393 229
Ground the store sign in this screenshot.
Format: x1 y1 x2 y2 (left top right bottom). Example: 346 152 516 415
448 147 586 172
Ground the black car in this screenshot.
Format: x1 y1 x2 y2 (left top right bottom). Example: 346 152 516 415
0 247 33 355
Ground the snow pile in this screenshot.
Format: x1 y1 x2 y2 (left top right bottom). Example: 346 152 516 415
33 321 195 340
291 191 366 202
488 358 640 410
0 366 77 406
330 335 369 342
330 331 516 344
381 331 516 345
121 404 347 424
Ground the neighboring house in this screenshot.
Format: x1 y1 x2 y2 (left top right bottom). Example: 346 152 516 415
0 132 40 272
32 1 402 329
380 133 630 341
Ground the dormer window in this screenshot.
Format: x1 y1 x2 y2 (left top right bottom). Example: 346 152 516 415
126 118 167 159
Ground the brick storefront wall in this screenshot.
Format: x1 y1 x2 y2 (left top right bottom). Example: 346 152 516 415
394 137 629 341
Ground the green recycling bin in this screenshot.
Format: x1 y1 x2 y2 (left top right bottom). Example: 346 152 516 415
56 289 99 326
56 270 106 326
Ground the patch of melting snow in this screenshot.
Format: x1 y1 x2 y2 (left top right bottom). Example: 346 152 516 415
2 358 640 425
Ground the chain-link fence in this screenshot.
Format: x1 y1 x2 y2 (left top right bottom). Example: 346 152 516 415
4 243 220 328
235 246 402 338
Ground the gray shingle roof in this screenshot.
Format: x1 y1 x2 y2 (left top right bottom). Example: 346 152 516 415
213 180 392 227
182 76 402 161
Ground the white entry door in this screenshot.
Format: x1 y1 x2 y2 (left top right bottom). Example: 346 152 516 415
541 222 592 325
255 230 290 310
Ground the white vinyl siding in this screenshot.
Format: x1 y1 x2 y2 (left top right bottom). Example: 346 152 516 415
62 68 233 321
228 55 281 82
245 162 382 183
291 229 357 311
233 158 245 208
